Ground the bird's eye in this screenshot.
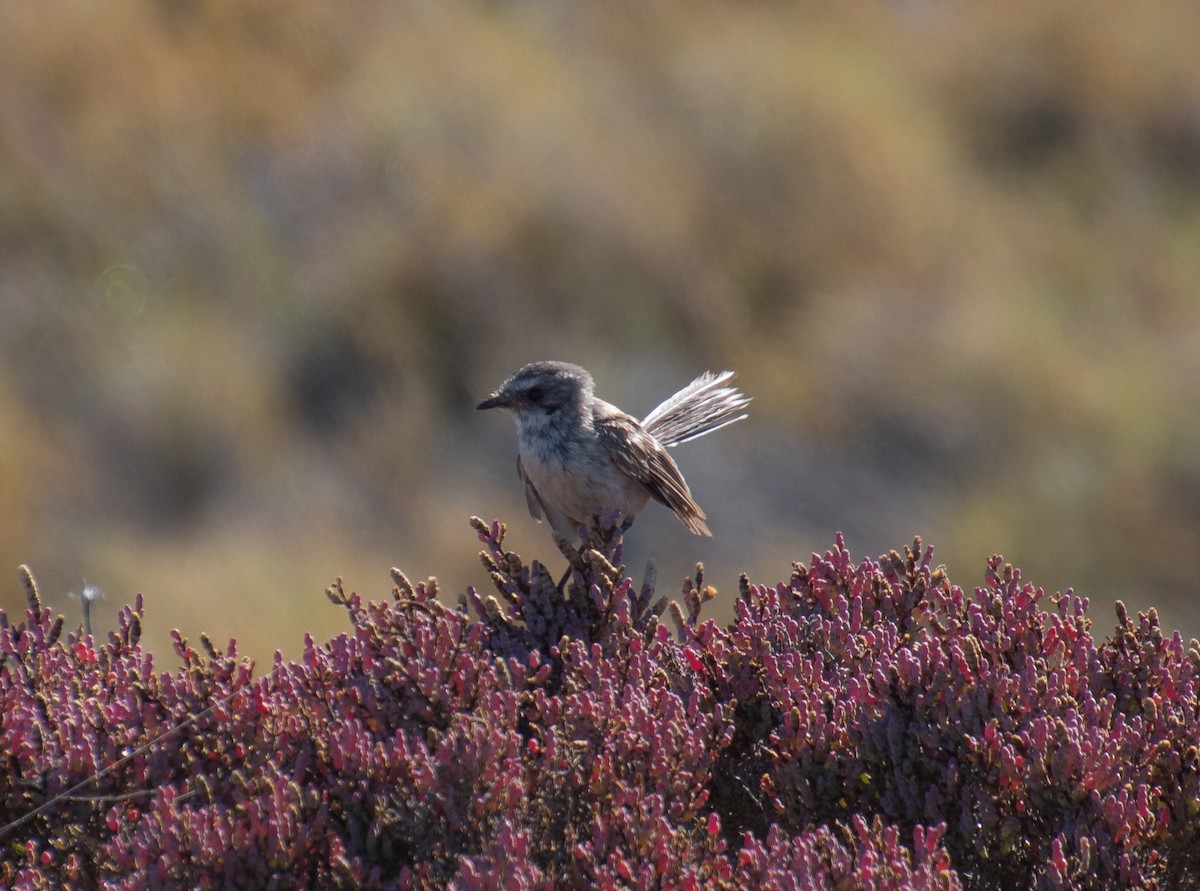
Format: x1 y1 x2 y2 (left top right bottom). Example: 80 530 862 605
527 386 544 403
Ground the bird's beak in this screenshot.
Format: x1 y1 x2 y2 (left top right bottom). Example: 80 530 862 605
476 392 510 410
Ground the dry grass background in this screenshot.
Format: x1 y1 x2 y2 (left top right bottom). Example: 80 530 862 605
2 0 1199 664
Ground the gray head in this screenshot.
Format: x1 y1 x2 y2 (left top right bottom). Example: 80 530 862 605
477 361 594 417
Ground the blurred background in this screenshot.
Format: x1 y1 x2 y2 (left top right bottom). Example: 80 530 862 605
2 1 1199 665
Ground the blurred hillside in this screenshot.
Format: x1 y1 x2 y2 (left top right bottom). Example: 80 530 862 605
2 1 1199 664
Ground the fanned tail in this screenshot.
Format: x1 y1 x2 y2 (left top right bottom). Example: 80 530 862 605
641 370 750 447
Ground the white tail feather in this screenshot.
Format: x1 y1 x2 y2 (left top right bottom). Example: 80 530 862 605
641 370 750 447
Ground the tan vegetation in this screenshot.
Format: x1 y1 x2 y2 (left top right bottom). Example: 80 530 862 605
2 1 1199 661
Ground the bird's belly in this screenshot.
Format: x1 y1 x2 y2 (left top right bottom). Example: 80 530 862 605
520 443 648 527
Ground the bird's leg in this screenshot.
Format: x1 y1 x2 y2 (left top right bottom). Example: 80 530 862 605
551 528 588 594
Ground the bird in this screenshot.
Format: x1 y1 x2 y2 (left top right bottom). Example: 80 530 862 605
477 361 749 541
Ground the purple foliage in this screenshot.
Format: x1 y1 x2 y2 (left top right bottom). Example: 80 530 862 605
1 522 1196 888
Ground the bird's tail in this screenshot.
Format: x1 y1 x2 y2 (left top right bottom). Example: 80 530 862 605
641 370 750 447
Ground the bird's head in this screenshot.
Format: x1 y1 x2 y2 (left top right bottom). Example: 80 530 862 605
477 361 594 420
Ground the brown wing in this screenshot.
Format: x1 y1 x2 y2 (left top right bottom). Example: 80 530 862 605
596 412 711 536
516 453 545 522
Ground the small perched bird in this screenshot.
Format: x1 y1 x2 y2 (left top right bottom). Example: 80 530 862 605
477 361 749 540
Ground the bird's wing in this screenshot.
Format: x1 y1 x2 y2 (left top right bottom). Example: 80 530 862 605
517 453 545 522
595 411 711 536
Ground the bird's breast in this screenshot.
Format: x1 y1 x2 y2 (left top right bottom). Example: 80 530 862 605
516 424 649 526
